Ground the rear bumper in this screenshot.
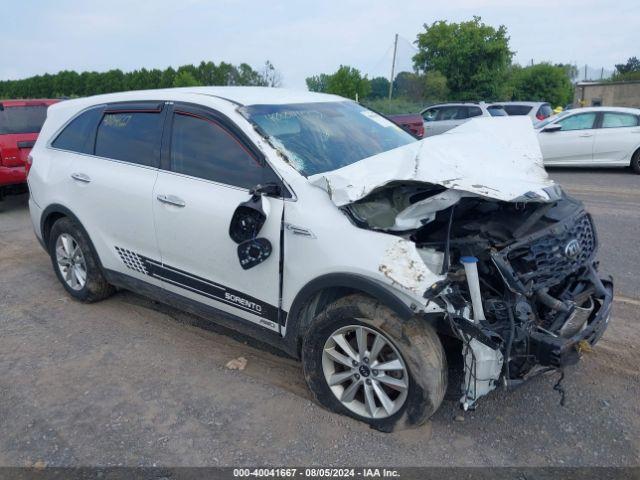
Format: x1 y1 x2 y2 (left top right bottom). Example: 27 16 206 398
529 279 613 368
0 165 27 187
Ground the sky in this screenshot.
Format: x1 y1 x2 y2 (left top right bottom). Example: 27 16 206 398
1 0 639 89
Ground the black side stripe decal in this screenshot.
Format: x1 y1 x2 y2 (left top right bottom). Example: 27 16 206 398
115 247 285 326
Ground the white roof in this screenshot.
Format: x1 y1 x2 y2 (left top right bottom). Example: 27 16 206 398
563 106 640 114
63 87 347 107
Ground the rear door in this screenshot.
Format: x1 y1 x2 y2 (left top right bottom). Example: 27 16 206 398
58 102 165 284
539 112 597 165
433 105 469 134
152 103 286 332
592 111 640 165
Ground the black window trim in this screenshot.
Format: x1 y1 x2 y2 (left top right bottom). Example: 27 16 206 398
93 101 168 169
164 101 292 199
48 101 167 170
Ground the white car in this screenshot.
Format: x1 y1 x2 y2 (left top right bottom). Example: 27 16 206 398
420 102 507 136
28 88 612 430
537 106 640 173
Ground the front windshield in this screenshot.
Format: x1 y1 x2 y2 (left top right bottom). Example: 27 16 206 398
240 101 416 176
535 110 570 129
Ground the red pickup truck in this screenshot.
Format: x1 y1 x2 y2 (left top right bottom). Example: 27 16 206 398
0 99 58 199
387 113 424 138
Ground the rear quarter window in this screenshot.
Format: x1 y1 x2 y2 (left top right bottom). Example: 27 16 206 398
52 107 103 154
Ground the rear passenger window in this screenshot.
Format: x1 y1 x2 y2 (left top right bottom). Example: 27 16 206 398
52 108 103 154
468 106 483 117
601 112 639 128
170 112 263 189
95 112 163 167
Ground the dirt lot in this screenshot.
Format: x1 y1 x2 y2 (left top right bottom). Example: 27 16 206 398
1 169 639 467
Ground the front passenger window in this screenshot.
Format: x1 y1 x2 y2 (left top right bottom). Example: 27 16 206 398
557 113 597 131
170 113 264 189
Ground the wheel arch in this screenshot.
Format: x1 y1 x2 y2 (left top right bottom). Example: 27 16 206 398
40 204 105 270
284 273 414 358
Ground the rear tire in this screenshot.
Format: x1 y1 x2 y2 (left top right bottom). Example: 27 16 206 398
48 217 114 302
302 294 447 432
631 149 640 174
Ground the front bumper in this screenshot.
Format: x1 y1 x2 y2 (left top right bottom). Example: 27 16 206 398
529 279 613 368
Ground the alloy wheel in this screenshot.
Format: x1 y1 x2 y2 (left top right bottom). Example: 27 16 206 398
55 233 87 291
321 324 409 419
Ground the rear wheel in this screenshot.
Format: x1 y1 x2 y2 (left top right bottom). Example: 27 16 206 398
302 294 447 432
49 217 114 302
631 149 640 174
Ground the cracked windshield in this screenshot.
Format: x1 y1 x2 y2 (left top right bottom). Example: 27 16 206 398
241 101 416 176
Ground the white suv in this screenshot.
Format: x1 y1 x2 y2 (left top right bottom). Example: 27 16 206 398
29 87 612 431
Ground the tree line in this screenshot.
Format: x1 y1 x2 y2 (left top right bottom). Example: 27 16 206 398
0 60 281 99
307 17 636 113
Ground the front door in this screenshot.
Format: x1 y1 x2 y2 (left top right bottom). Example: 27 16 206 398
539 112 597 165
152 103 285 332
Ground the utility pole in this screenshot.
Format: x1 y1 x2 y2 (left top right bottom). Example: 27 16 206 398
388 33 398 101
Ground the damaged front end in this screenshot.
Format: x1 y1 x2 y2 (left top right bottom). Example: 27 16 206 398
344 186 613 410
413 193 613 409
311 118 613 410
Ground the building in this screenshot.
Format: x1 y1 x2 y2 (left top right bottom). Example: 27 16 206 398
574 80 640 108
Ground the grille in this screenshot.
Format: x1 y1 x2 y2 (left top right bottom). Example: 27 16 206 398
499 213 596 290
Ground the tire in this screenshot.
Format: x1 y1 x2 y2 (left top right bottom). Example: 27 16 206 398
302 294 447 432
631 149 640 174
48 217 114 302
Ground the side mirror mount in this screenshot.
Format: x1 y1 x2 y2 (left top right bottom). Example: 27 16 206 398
542 124 562 133
249 182 281 199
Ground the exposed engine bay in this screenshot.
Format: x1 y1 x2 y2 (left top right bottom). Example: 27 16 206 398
342 182 614 410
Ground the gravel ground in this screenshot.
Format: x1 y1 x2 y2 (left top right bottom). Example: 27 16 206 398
0 168 639 467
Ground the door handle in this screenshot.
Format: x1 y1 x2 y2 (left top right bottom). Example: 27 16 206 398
578 133 593 137
157 194 186 207
71 173 91 183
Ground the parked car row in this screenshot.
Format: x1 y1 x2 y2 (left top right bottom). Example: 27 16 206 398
386 99 640 174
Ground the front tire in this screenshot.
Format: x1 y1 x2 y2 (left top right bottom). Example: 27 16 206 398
302 294 447 432
631 149 640 174
49 217 114 302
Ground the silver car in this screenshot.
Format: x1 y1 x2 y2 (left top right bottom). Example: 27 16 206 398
420 102 507 136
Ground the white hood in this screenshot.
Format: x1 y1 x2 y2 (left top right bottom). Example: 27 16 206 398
309 116 557 206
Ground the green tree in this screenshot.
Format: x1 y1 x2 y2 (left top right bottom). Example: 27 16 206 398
413 16 513 100
615 57 640 75
172 71 202 88
306 66 369 99
306 73 330 93
422 71 449 102
393 72 424 100
507 63 573 107
368 76 390 99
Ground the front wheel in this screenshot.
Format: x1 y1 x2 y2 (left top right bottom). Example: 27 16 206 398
631 149 640 174
302 294 447 432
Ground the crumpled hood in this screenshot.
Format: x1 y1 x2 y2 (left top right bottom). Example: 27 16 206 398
309 116 558 206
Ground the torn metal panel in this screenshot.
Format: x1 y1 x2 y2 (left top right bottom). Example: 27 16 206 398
378 238 443 294
309 117 557 206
